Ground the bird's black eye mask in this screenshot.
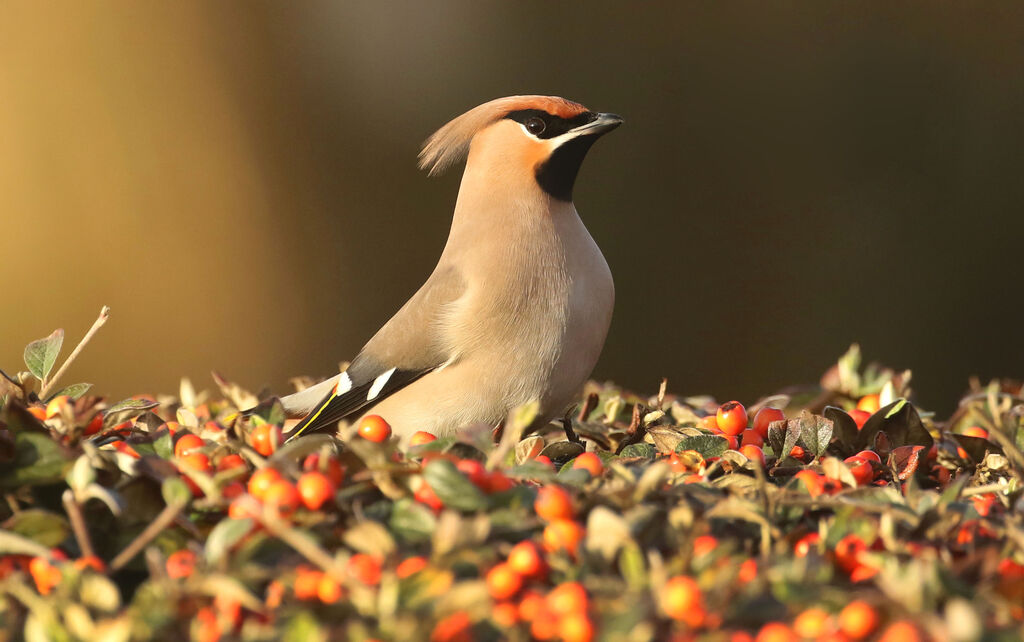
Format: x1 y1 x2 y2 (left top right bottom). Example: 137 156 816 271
505 109 598 139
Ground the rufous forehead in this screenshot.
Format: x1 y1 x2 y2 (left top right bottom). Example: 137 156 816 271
501 96 588 119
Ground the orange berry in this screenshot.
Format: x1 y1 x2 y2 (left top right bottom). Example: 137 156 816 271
317 575 344 604
250 424 282 457
794 470 825 498
962 425 989 439
485 562 522 600
755 622 798 642
492 601 519 628
559 611 595 642
844 455 874 486
793 532 821 557
856 449 881 464
194 605 220 642
28 556 62 594
358 415 392 442
535 485 574 521
793 607 832 638
28 406 47 421
347 553 382 585
174 433 204 458
848 408 871 429
247 468 283 501
693 535 718 557
542 519 585 556
518 590 545 621
661 575 703 620
431 610 472 642
166 549 197 579
838 600 878 639
530 603 559 641
739 445 765 467
397 556 429 579
73 555 106 573
878 620 922 642
547 581 589 616
716 401 748 436
701 414 720 431
572 452 604 476
179 451 211 472
297 471 335 510
415 482 444 511
456 459 489 488
263 479 300 517
294 566 323 600
856 394 880 413
216 454 247 473
228 494 260 520
409 430 438 446
740 430 764 448
303 453 345 486
738 558 757 583
507 541 546 579
752 406 785 438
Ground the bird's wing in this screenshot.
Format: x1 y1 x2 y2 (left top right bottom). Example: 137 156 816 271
287 265 467 439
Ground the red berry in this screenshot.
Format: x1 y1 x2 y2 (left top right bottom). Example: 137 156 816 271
250 424 282 456
247 468 283 501
740 430 764 448
174 433 204 458
358 415 392 442
716 401 748 436
844 455 874 486
535 486 574 521
752 407 784 438
263 479 300 516
409 430 438 446
848 409 871 429
572 452 604 476
486 562 523 600
740 445 765 467
297 471 335 510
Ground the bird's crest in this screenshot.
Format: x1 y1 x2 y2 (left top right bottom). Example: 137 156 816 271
418 95 588 176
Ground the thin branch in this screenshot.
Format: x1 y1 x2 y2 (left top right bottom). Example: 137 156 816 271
40 306 109 399
109 499 185 571
62 490 96 559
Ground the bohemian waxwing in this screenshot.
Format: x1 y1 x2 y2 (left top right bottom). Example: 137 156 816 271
280 95 621 441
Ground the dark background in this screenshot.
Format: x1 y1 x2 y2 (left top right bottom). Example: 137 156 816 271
3 3 1022 418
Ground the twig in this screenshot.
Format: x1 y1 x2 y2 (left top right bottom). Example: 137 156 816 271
109 498 185 571
62 490 96 559
577 393 599 423
5 494 20 515
40 306 110 399
614 404 647 455
258 508 344 579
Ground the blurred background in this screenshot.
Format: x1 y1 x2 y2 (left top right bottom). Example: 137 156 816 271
2 2 1022 418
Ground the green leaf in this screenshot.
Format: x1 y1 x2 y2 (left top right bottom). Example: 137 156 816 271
0 528 51 557
824 406 859 456
46 382 92 402
0 431 74 489
389 497 438 543
283 611 326 642
856 399 933 451
153 430 174 459
619 443 657 459
24 329 63 380
205 518 254 564
795 411 833 458
2 509 70 548
103 398 160 429
675 434 728 459
423 459 488 511
161 478 192 507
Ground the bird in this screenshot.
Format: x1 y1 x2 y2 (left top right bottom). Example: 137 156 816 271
279 95 621 442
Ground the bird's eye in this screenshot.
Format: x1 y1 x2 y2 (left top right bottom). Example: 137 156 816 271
525 117 546 136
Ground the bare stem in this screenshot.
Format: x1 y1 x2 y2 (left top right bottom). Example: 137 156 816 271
109 499 184 571
62 490 96 559
40 306 110 399
259 509 344 580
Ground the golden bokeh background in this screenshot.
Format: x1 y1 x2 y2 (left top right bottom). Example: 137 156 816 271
3 3 1023 416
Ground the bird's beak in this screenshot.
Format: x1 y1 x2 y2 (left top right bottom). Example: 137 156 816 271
572 112 624 138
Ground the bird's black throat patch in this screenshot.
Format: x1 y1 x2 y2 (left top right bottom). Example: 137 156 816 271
534 135 598 202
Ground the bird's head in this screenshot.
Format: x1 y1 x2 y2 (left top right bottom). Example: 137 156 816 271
419 96 622 202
